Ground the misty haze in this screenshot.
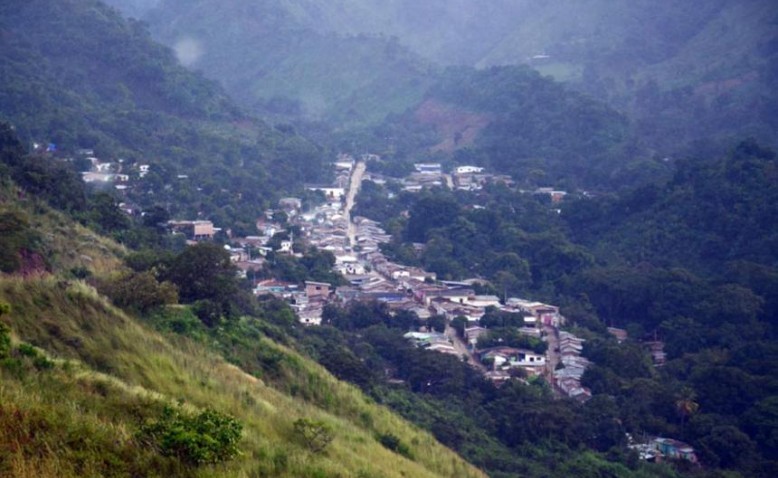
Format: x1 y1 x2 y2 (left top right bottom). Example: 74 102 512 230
0 1 776 477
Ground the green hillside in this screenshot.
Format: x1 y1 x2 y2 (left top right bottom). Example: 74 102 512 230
481 1 778 151
0 0 327 232
0 152 484 477
352 66 633 188
135 0 778 152
143 0 436 125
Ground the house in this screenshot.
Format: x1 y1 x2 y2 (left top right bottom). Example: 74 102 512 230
138 164 150 178
464 326 488 346
95 162 114 173
455 165 484 174
466 295 501 308
404 331 451 350
413 163 442 174
81 172 114 183
277 239 293 253
480 347 546 370
306 186 345 202
607 327 628 343
653 438 698 463
645 341 667 366
254 279 297 298
305 281 331 299
334 160 354 171
168 220 216 241
423 288 475 306
278 197 302 211
299 307 323 326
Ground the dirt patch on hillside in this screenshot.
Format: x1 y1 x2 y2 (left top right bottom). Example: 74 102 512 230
414 99 492 153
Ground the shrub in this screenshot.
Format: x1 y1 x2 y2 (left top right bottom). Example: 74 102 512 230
0 322 10 360
98 271 179 312
141 405 243 466
377 432 412 459
293 418 334 453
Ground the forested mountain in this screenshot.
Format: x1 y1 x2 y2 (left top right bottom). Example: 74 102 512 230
3 1 778 477
0 0 326 233
349 136 778 478
137 0 437 124
484 1 778 152
126 0 778 152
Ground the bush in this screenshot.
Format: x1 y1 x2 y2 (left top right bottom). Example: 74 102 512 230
377 432 412 458
98 271 179 312
293 418 334 453
0 322 10 360
141 405 243 466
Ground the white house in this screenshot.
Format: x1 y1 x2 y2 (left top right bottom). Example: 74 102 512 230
455 165 484 174
414 163 442 174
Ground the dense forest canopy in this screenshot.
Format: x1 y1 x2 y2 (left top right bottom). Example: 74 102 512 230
0 0 328 233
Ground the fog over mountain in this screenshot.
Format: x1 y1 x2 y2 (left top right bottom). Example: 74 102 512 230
2 2 778 478
104 0 777 151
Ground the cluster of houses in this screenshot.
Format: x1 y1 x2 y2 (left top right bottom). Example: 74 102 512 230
230 155 572 388
149 153 588 392
629 436 698 464
73 149 149 189
382 162 515 193
404 331 458 356
553 331 591 401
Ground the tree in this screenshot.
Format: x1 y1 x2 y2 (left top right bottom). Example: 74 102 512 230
98 271 178 312
451 315 468 338
165 242 240 307
293 418 333 453
87 192 130 233
428 314 446 333
674 386 699 431
141 406 243 466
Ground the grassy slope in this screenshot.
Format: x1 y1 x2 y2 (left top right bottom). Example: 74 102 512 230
0 191 484 477
0 278 483 478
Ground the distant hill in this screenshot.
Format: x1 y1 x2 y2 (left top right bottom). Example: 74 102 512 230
564 139 778 276
132 0 777 151
141 0 437 124
0 0 326 231
355 66 633 188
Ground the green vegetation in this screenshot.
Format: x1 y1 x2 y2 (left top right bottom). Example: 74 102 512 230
345 139 778 477
303 305 682 478
293 418 335 454
0 0 328 232
145 0 436 125
140 406 243 466
0 275 484 477
0 159 484 477
3 1 778 477
346 65 633 189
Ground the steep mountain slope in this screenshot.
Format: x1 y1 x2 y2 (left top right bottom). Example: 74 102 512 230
478 1 778 150
143 0 436 124
0 0 326 230
357 66 633 188
0 154 484 477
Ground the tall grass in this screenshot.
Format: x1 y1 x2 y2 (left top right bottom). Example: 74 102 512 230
0 276 485 477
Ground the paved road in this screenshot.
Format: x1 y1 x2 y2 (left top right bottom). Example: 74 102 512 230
445 324 487 372
543 324 563 396
443 173 454 189
344 161 366 248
